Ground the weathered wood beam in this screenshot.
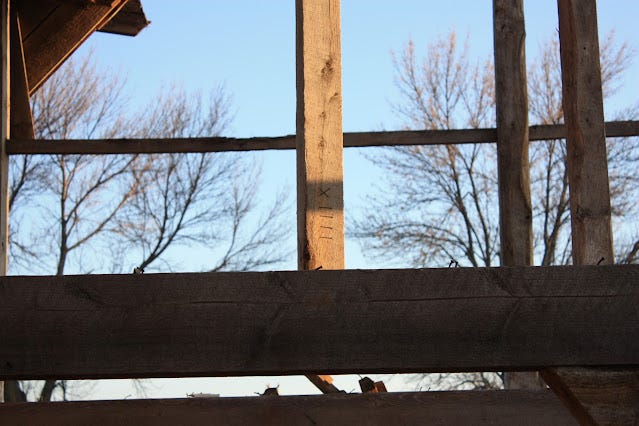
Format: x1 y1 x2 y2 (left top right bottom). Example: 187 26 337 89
9 9 33 139
494 0 543 391
6 121 639 155
0 0 8 403
493 0 532 269
541 2 638 425
22 0 128 95
296 0 344 393
296 0 344 271
0 391 577 425
0 266 637 380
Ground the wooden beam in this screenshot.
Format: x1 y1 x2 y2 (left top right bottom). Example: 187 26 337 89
6 120 639 155
295 0 344 271
10 10 34 139
493 0 532 268
558 0 613 266
0 391 576 425
542 2 635 425
22 0 128 95
0 0 9 404
98 0 149 37
541 368 639 426
493 0 542 391
296 0 344 393
0 266 638 380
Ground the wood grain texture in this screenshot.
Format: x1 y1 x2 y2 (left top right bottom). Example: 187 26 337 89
557 0 612 266
545 2 624 425
22 0 127 94
6 121 639 155
0 266 638 380
296 0 344 271
494 0 543 391
541 368 639 426
493 0 532 268
0 391 576 426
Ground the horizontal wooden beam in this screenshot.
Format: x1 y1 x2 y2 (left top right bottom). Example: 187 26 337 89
6 120 639 155
0 266 638 380
0 391 577 425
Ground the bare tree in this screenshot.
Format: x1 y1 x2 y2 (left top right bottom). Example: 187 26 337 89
6 55 291 402
352 31 638 390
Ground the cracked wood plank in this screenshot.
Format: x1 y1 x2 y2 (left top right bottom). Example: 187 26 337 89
0 266 637 380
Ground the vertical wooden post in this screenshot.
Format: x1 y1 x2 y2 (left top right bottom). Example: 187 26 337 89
10 9 33 140
0 0 10 404
296 0 344 394
296 0 344 272
493 0 543 391
541 1 638 425
557 0 613 266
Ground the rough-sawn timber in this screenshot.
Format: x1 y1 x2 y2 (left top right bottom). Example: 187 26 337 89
0 265 637 380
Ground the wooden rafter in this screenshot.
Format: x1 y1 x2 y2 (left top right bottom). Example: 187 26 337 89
0 266 637 381
20 0 129 95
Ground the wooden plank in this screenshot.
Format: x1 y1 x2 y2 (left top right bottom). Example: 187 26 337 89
22 0 128 94
6 120 639 155
0 391 577 425
543 2 632 425
10 10 34 139
493 0 542 391
557 0 613 266
493 0 532 267
295 0 344 393
295 0 344 271
0 266 638 380
98 0 149 36
0 0 8 403
541 368 639 426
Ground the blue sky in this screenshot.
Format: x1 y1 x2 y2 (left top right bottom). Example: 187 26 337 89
67 0 638 398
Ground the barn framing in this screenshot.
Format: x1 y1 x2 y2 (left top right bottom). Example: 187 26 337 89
1 1 638 425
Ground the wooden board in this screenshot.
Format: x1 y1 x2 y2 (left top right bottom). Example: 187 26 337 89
0 266 638 380
0 391 577 425
10 11 34 139
22 0 128 94
541 368 639 426
0 0 9 403
493 0 532 268
6 120 639 155
544 2 632 425
295 0 344 271
493 0 543 391
557 0 612 266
